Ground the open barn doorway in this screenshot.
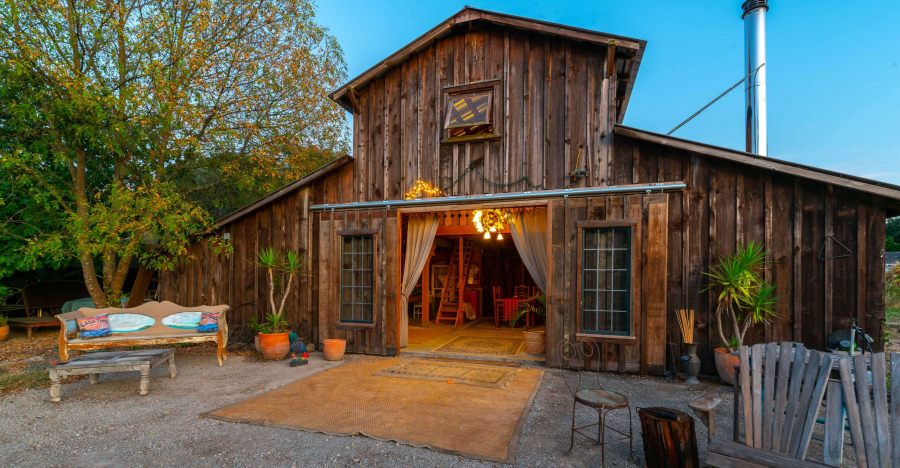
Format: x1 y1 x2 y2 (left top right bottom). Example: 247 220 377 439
398 207 547 363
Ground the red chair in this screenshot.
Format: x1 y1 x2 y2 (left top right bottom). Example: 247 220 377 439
492 286 505 327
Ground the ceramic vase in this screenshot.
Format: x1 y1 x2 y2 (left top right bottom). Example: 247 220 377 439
684 342 701 385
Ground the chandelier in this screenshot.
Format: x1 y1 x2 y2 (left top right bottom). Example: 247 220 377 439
473 209 509 240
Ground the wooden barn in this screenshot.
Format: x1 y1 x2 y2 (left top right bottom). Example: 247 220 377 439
159 7 900 374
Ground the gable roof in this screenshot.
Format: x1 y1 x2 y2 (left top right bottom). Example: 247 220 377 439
215 155 353 227
615 125 900 206
330 7 646 124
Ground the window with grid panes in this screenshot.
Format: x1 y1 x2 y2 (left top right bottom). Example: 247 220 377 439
340 235 374 323
581 227 631 335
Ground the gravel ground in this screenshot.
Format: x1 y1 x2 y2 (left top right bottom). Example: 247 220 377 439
1 353 732 467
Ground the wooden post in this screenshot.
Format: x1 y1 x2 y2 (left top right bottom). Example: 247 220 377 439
422 246 433 327
457 237 464 326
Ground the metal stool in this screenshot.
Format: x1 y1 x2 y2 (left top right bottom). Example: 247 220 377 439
412 303 422 318
569 388 633 465
557 336 634 466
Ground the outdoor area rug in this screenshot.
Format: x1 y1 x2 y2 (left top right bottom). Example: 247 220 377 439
373 358 521 389
407 326 451 344
201 358 543 464
434 335 524 356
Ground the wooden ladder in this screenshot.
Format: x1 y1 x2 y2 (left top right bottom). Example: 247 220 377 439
435 239 473 326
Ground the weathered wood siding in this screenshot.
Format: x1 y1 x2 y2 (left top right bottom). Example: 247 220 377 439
349 23 616 201
609 135 887 374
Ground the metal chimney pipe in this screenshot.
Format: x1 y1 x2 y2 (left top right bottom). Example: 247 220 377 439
742 0 768 156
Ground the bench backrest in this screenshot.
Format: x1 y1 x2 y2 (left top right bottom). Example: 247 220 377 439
56 301 229 338
737 342 833 461
838 352 899 468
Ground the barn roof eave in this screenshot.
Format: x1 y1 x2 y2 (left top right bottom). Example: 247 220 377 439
329 6 646 122
214 155 354 228
615 125 900 205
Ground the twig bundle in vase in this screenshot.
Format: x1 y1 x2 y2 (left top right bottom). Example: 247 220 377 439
676 309 695 344
676 309 701 385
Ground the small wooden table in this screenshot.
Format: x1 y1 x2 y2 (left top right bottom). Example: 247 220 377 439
8 316 61 338
49 349 176 402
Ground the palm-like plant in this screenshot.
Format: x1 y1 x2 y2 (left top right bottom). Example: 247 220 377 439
703 242 779 352
255 248 308 334
508 292 546 330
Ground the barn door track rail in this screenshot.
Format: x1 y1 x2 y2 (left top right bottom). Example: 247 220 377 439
309 182 687 212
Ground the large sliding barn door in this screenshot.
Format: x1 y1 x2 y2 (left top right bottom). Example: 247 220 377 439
316 209 400 355
546 193 668 375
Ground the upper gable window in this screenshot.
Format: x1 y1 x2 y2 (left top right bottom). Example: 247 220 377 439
441 80 501 143
445 90 493 137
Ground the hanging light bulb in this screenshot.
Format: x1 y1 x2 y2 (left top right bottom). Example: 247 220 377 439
497 233 504 240
489 226 496 232
484 232 491 239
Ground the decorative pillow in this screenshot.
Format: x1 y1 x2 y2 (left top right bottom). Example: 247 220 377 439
197 312 220 333
76 314 111 339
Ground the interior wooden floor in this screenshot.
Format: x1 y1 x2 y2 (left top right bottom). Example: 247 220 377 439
403 318 546 364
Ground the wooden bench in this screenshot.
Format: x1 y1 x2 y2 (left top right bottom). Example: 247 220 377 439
55 301 230 366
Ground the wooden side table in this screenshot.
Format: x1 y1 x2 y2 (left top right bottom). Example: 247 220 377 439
49 349 176 402
8 316 61 338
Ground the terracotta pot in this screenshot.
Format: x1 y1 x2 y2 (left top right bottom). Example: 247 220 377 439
323 339 347 361
257 332 291 360
0 325 8 341
714 347 740 385
523 330 546 355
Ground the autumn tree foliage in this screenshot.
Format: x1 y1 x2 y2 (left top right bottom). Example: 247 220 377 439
0 0 348 306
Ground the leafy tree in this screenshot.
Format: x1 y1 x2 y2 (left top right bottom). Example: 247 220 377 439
0 0 348 307
887 217 900 251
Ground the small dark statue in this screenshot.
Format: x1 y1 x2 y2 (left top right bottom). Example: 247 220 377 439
290 339 308 367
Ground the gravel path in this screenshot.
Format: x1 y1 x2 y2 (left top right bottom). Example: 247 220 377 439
1 353 730 467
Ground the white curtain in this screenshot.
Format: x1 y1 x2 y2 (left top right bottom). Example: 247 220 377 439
508 209 549 293
400 214 440 347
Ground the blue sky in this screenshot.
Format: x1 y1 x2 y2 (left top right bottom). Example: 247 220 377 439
317 0 900 185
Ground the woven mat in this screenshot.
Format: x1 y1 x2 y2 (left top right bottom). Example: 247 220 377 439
373 358 521 389
407 326 451 344
434 335 524 356
462 319 506 330
202 359 543 464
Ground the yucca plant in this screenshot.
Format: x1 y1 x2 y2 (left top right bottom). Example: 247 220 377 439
254 248 309 334
703 242 779 352
508 292 546 330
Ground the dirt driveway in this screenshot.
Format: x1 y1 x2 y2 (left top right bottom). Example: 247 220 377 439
1 353 725 467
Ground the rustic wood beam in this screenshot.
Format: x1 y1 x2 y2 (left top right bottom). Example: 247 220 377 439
126 264 154 308
346 87 361 115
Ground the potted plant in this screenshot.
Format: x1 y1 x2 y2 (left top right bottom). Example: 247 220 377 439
509 292 547 354
704 242 778 384
253 247 307 360
0 315 8 341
